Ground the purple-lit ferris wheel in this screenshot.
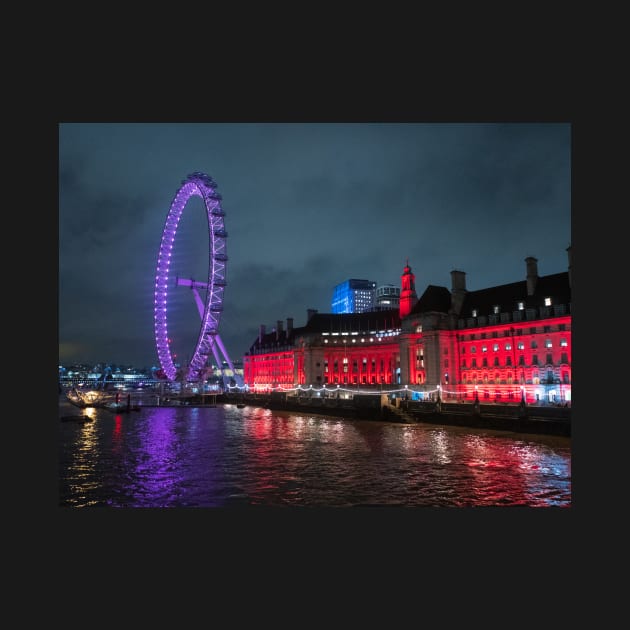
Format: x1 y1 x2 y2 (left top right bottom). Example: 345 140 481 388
154 172 239 383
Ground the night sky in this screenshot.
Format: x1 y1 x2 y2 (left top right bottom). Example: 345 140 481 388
59 122 571 370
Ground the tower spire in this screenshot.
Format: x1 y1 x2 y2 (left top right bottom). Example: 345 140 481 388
399 260 418 318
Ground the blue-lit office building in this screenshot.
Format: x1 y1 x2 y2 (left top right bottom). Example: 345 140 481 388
331 279 377 313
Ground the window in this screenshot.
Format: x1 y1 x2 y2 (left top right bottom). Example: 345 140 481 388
472 358 477 368
561 353 568 364
543 325 551 333
482 346 487 352
461 360 466 368
545 297 552 306
546 354 553 365
531 340 538 349
562 371 570 384
560 338 568 347
492 331 498 338
559 324 566 331
519 355 525 365
493 305 500 314
529 327 536 334
518 301 524 310
493 343 499 351
472 309 478 317
517 342 524 350
545 339 552 348
471 346 477 353
493 357 500 366
482 358 488 367
505 343 512 351
506 356 512 366
532 355 539 365
461 347 466 354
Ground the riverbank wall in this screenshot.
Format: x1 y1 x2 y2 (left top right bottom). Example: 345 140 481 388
219 393 571 437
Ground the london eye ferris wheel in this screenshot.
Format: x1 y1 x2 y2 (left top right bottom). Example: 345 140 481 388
153 172 240 385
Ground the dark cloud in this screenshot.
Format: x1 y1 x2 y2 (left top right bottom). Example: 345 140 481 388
59 123 571 368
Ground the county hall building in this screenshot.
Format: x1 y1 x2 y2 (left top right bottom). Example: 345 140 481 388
243 248 572 404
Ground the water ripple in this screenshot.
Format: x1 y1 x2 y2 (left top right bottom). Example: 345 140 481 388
59 402 571 507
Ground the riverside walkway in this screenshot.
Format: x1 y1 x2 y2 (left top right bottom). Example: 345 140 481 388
62 387 570 437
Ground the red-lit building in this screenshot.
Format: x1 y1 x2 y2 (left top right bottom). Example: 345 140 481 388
243 248 572 404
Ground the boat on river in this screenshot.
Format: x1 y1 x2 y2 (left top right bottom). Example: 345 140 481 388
66 388 105 408
60 414 94 423
102 401 141 413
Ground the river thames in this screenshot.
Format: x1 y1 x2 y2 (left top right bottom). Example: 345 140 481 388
58 399 571 507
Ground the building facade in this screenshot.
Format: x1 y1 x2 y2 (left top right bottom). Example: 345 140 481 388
244 249 572 404
374 284 401 311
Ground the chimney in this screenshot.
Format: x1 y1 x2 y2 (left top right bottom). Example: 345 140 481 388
286 317 293 336
450 270 467 316
307 308 318 322
566 245 572 289
526 256 538 296
258 324 266 345
276 320 283 341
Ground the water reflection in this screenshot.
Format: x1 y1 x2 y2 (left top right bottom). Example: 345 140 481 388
59 404 571 508
63 414 100 507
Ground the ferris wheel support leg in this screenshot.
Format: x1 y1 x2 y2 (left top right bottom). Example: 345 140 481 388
191 287 206 320
208 341 225 381
215 334 244 387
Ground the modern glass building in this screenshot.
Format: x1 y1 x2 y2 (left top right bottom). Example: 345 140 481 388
331 279 377 313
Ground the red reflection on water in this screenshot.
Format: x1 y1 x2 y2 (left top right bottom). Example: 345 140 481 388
244 410 286 501
112 414 123 455
461 436 562 506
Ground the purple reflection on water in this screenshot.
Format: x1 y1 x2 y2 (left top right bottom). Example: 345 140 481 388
114 407 226 507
